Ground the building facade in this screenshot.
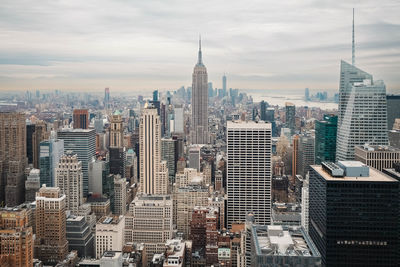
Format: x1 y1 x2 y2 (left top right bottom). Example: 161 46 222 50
73 109 89 129
227 121 272 228
354 144 400 171
39 138 64 187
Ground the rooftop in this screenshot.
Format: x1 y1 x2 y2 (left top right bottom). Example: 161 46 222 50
227 120 271 129
311 165 397 182
252 225 319 257
356 144 400 152
98 215 123 225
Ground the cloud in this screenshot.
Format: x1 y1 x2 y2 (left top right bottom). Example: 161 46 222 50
0 0 399 92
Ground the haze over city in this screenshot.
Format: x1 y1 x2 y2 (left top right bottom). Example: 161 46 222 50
1 0 400 92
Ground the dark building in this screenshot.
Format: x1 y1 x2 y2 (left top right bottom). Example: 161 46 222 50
73 109 89 129
109 147 126 177
271 176 288 202
315 114 338 164
285 102 295 134
260 101 268 122
309 161 399 266
386 95 400 130
66 215 94 258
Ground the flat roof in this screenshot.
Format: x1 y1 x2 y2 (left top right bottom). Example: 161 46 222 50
227 120 271 129
356 145 400 152
311 165 398 182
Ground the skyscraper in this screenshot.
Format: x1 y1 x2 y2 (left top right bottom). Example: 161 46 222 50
0 112 27 206
315 114 337 164
305 88 310 101
39 138 64 187
222 73 227 93
113 175 126 216
285 102 295 135
139 105 161 195
109 111 125 177
73 109 89 129
309 162 399 266
55 153 83 214
104 88 110 109
336 75 388 160
153 90 159 101
57 128 96 196
161 138 178 183
260 101 268 122
191 38 209 144
35 186 68 264
336 12 388 160
227 121 272 227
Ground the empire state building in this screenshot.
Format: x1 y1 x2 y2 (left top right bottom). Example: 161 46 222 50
191 38 208 144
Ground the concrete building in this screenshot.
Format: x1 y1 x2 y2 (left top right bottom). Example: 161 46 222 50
227 121 272 227
174 105 184 134
55 153 83 214
66 214 94 258
73 109 89 129
58 128 96 196
39 138 64 187
336 61 388 160
301 176 309 233
87 197 111 220
95 215 125 259
250 225 321 266
309 162 399 266
0 207 34 267
25 169 40 202
354 144 400 171
124 194 173 265
191 38 209 144
298 134 315 177
88 158 109 196
113 175 127 216
34 186 68 265
139 105 162 195
158 160 169 195
0 112 27 206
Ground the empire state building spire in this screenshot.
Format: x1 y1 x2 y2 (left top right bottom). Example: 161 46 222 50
197 36 203 66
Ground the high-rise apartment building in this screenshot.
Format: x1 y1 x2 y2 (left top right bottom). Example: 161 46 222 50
0 112 27 206
95 215 125 259
35 186 68 264
58 128 96 196
285 102 295 134
191 38 209 144
39 138 64 187
354 144 400 171
73 109 89 129
113 175 126 216
0 207 34 267
309 161 399 266
315 114 337 164
124 195 173 265
336 61 388 160
55 153 83 214
139 106 162 195
227 121 272 228
386 94 400 130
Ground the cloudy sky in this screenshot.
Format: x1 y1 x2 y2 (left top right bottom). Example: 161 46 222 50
0 0 399 93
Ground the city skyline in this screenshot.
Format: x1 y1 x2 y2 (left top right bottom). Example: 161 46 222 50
0 1 399 92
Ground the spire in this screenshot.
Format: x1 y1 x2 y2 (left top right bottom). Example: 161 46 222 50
352 8 355 66
197 35 203 65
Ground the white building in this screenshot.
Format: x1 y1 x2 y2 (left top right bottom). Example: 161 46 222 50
301 175 309 233
227 121 272 227
55 153 83 214
336 61 388 160
139 105 161 195
174 105 184 133
95 215 125 259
